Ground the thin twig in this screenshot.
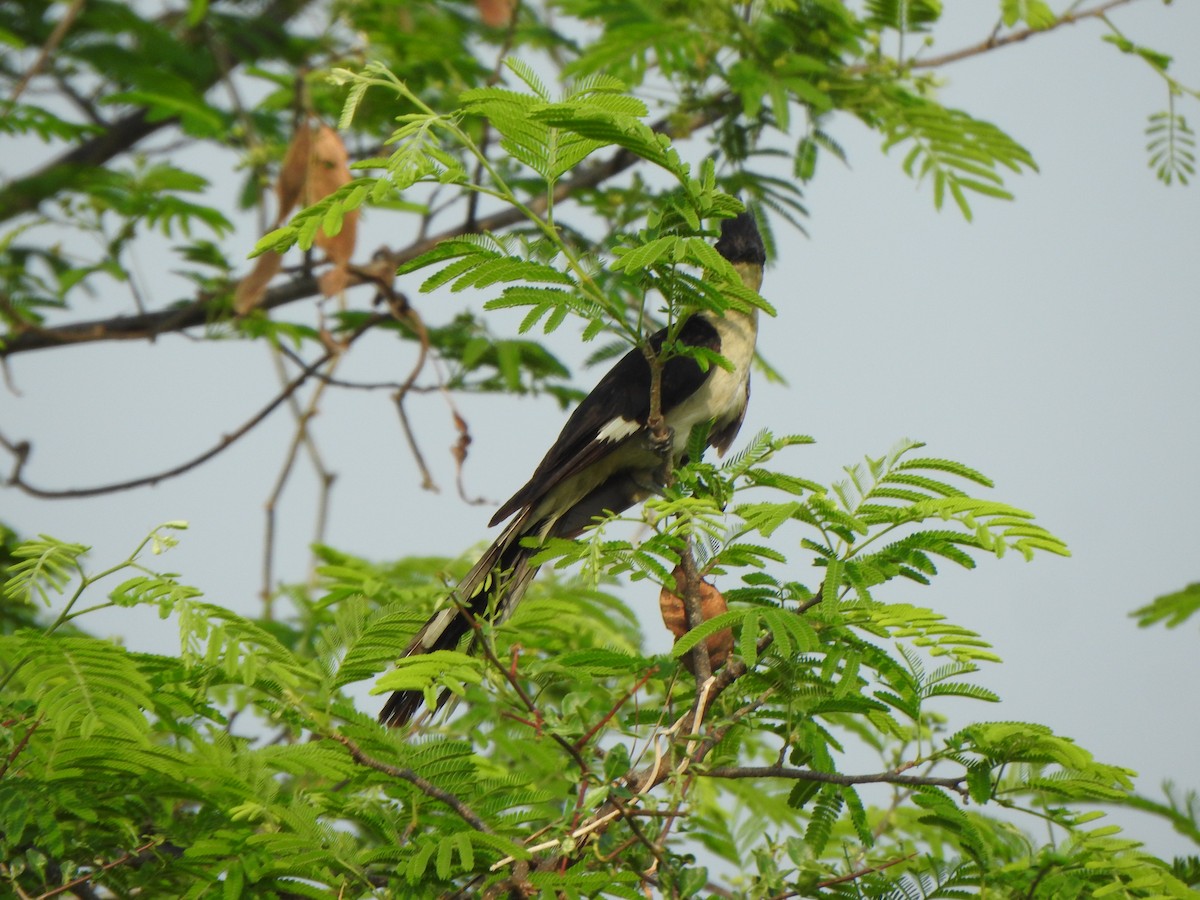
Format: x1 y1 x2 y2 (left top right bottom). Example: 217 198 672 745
8 0 87 104
332 734 493 833
376 276 445 495
608 793 667 870
33 838 159 900
573 665 660 752
463 2 521 231
0 714 42 779
701 765 968 797
268 343 338 598
261 352 337 614
393 395 439 493
904 0 1139 70
465 610 591 776
810 853 917 892
758 854 919 898
50 71 106 126
448 407 488 506
0 314 384 498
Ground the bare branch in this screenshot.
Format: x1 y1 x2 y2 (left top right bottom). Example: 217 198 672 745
8 0 87 104
0 313 385 499
906 0 1139 70
386 285 441 493
573 666 660 753
394 394 440 493
813 853 917 891
261 349 338 615
448 407 489 506
701 764 968 797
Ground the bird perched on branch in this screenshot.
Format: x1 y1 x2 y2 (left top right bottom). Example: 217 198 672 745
380 211 767 727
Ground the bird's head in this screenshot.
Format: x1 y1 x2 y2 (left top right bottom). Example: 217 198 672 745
715 210 766 293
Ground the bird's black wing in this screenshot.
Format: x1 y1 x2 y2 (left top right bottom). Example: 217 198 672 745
489 315 720 526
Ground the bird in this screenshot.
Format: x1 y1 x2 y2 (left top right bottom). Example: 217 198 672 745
379 210 767 727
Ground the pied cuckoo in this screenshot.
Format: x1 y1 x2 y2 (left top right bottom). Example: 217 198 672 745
379 211 766 727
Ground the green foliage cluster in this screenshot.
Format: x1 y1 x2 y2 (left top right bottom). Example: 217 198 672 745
2 439 1197 896
2 1 1199 898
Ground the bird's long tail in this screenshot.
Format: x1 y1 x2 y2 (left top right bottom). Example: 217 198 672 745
378 517 540 728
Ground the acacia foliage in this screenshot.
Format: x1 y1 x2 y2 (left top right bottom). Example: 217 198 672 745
2 1 1200 898
2 436 1193 899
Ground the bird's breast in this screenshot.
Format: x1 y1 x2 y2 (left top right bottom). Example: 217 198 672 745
665 309 757 454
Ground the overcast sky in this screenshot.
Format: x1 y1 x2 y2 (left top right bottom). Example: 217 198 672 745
3 1 1199 860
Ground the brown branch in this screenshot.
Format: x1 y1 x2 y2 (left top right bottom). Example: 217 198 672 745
331 734 493 833
702 765 968 797
448 406 489 506
261 349 338 614
386 285 441 493
463 2 519 231
33 838 159 900
608 793 667 871
676 541 713 685
905 0 1140 70
0 714 42 779
0 313 384 499
464 610 592 776
8 0 87 104
764 853 917 897
573 666 660 752
393 395 439 493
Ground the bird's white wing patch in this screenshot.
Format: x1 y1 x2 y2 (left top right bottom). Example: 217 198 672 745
596 416 640 443
419 606 460 650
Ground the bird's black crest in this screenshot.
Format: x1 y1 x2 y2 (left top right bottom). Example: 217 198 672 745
715 210 766 266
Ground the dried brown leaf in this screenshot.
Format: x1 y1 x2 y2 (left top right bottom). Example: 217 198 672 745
659 565 734 671
275 119 313 222
233 250 283 314
255 120 360 300
310 123 357 295
476 0 514 27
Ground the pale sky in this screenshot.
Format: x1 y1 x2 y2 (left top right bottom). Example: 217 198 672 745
3 1 1199 860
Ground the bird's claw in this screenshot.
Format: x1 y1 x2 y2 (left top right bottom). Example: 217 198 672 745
648 424 675 456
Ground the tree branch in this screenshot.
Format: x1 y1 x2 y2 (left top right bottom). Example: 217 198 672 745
331 734 494 834
33 838 160 900
0 313 384 498
701 765 968 797
0 104 721 358
507 584 829 871
906 0 1139 71
7 0 87 104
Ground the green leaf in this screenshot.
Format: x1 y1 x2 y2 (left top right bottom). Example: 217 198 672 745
1000 0 1056 29
3 535 89 606
878 92 1037 219
372 650 485 697
1131 582 1200 629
